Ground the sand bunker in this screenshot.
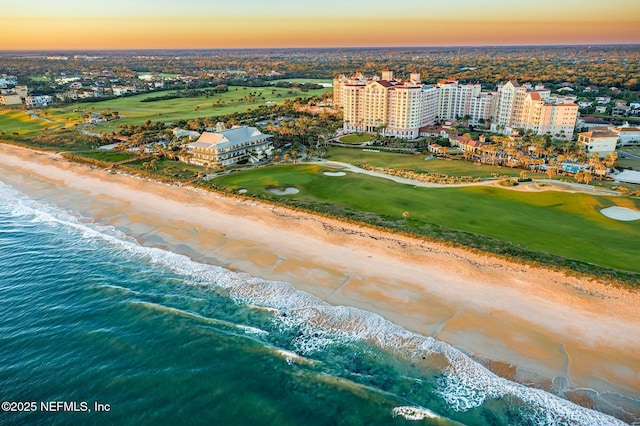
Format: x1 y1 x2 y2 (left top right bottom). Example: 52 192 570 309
268 187 299 195
238 189 248 194
600 206 640 221
323 171 346 177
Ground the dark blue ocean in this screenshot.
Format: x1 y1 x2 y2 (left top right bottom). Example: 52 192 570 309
0 180 628 425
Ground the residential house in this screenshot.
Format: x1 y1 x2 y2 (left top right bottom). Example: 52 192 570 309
0 94 23 105
112 85 137 96
55 91 78 102
577 100 594 109
25 95 52 108
185 126 273 168
596 95 611 105
577 127 618 156
613 124 640 146
576 116 612 130
612 100 629 117
0 74 18 88
14 85 28 98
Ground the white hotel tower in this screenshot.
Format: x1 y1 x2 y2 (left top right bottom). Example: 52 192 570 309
334 71 578 140
334 70 437 139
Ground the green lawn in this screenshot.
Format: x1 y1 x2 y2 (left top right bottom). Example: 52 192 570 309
270 78 332 85
617 158 639 171
213 164 640 274
30 76 51 82
80 151 136 163
339 134 372 144
49 86 330 133
327 146 523 178
3 85 330 138
0 109 63 136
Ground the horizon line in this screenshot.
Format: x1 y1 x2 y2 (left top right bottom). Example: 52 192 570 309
2 42 640 53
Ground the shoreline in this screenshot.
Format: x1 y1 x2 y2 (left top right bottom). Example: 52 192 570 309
1 143 639 418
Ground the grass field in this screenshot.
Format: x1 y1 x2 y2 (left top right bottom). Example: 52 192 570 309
59 85 330 132
327 146 523 178
0 109 63 137
0 85 330 137
270 78 332 85
213 164 640 274
80 151 136 163
618 158 639 171
338 134 372 144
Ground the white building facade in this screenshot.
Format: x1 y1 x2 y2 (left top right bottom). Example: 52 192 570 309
577 127 618 157
186 126 273 168
25 95 52 108
338 70 437 139
614 125 640 146
335 72 578 140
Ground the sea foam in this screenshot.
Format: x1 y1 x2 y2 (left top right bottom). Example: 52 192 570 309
392 406 441 421
0 181 627 426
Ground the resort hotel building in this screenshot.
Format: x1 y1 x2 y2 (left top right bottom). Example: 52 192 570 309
334 70 437 139
185 125 273 168
334 71 578 140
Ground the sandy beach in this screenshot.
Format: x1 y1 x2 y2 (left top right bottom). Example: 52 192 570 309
1 143 639 418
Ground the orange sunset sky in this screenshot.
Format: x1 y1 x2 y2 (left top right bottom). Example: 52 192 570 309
2 0 640 49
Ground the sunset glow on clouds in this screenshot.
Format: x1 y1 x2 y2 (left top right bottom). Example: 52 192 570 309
2 0 639 49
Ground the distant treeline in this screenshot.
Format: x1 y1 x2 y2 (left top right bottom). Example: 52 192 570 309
226 79 324 91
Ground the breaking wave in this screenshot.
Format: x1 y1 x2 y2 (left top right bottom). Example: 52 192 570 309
0 181 628 425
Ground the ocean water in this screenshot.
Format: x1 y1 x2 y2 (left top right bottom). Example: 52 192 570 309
0 180 630 426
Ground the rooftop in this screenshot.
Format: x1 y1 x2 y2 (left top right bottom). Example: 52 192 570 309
189 126 271 151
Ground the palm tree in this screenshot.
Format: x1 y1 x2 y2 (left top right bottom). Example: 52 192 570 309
546 166 556 181
603 152 618 169
519 170 529 180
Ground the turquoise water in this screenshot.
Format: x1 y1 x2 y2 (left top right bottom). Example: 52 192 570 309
0 180 628 425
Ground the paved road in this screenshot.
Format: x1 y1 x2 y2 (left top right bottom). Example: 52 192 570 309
618 150 640 161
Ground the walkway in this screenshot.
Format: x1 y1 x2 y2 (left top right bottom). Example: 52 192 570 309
307 159 621 196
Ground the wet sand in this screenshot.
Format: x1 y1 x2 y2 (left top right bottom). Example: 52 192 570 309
1 144 639 418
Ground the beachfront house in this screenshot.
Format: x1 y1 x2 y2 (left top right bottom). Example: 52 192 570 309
185 126 273 168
